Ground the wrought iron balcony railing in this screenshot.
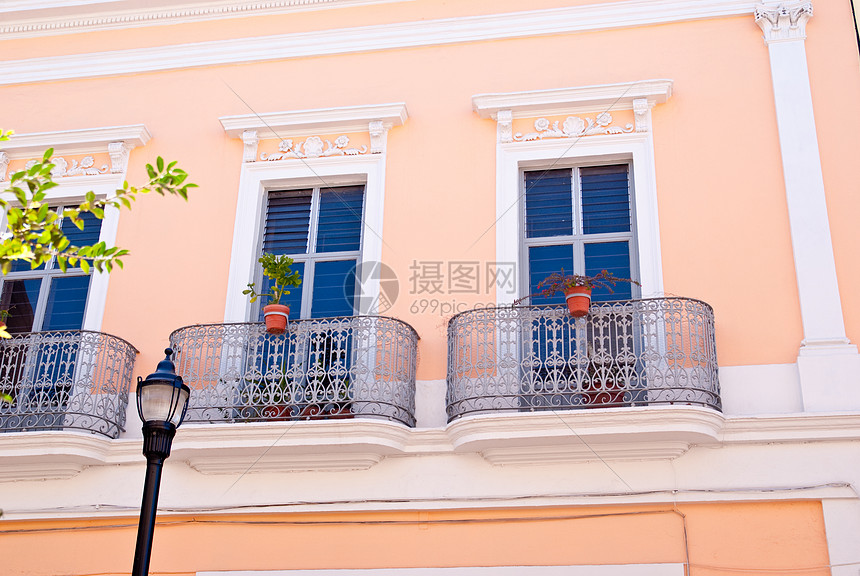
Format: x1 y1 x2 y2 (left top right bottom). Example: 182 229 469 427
170 316 419 427
447 298 720 421
0 330 137 438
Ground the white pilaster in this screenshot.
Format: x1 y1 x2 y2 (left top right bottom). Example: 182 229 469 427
755 2 860 411
821 499 860 576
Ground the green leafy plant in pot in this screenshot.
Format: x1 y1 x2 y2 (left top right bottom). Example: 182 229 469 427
243 253 302 334
535 269 639 317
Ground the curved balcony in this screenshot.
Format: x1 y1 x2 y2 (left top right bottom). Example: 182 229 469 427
447 298 720 422
170 316 418 428
0 330 137 439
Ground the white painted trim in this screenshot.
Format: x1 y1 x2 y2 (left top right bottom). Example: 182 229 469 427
0 125 151 158
821 499 860 576
754 2 860 410
224 154 387 322
494 132 664 303
199 565 686 576
0 173 126 332
6 408 860 483
473 80 673 120
220 103 408 139
0 123 149 335
0 1 758 86
0 0 407 39
448 408 724 464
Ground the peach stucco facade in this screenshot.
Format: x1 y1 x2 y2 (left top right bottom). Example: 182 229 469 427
1 1 859 575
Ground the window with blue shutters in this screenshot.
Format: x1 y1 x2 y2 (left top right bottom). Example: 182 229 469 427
523 164 637 303
521 163 640 410
0 208 101 333
256 184 364 319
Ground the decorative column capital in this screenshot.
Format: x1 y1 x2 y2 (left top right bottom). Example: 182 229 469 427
632 98 651 133
0 151 9 182
754 2 813 43
108 141 134 174
369 120 387 154
241 130 258 163
496 109 513 144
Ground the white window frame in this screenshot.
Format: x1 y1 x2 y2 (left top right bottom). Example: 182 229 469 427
472 80 671 305
0 124 150 332
253 182 367 320
0 173 123 332
498 132 662 305
225 154 387 322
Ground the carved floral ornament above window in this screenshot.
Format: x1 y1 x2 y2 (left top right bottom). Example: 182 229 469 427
514 112 633 142
260 135 367 161
23 155 109 177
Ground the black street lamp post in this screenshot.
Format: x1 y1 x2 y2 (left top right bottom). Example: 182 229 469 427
132 348 190 576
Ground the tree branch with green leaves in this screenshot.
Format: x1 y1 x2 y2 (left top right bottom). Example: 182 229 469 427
0 128 197 341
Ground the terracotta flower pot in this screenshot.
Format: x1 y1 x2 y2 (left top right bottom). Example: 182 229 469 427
564 286 592 317
263 304 290 334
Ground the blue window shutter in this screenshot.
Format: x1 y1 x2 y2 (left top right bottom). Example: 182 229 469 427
310 260 357 318
524 169 573 238
581 165 631 235
528 244 574 305
584 241 633 301
264 191 312 255
42 275 91 330
316 186 364 253
8 211 102 273
61 211 102 247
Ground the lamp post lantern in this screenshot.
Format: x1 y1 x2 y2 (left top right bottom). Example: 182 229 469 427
132 348 190 576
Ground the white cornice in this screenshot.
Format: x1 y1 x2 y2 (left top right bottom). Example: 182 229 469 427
3 411 859 482
0 0 401 40
0 125 151 159
220 103 408 139
0 0 758 86
472 80 674 120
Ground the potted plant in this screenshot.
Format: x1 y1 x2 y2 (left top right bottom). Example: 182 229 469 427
535 269 638 317
243 253 302 334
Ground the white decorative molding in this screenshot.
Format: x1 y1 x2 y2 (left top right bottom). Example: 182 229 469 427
754 1 813 43
474 80 672 144
496 110 513 144
514 113 633 142
260 135 367 160
0 151 9 181
0 124 151 158
633 97 650 132
107 141 133 173
220 103 408 140
173 420 412 474
24 155 109 177
448 408 725 465
0 0 405 40
0 431 119 481
241 129 258 163
0 3 758 86
473 80 674 119
368 120 385 154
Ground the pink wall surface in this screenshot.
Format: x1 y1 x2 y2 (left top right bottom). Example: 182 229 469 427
0 501 831 576
1 3 858 379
